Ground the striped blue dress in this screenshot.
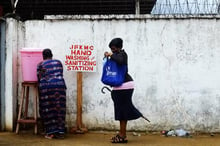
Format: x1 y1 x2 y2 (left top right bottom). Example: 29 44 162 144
37 59 66 134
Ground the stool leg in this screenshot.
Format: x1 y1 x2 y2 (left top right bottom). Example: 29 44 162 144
34 86 38 134
24 86 29 119
16 86 25 134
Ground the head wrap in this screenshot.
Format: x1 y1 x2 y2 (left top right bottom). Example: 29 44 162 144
109 38 123 49
42 48 53 60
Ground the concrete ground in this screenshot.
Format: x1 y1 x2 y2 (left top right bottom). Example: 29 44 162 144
0 130 220 146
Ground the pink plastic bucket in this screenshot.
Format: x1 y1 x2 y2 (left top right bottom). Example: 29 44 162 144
20 48 43 82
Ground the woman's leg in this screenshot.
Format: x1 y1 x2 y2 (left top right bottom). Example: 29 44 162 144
120 120 127 137
111 120 128 143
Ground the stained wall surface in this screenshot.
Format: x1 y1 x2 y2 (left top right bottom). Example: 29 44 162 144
4 16 220 132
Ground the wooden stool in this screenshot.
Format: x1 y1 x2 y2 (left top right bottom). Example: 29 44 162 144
16 82 38 134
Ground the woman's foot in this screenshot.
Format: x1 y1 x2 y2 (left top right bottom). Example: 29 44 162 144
45 133 65 139
111 134 128 143
44 134 55 139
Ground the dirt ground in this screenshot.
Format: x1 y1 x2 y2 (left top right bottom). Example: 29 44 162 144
0 131 220 146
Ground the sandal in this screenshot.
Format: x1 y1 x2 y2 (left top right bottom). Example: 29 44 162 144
111 134 128 143
45 134 55 139
54 133 65 139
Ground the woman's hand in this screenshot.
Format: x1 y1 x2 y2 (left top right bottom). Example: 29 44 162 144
104 51 108 57
104 51 113 57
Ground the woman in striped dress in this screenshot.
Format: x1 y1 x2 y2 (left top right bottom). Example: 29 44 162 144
37 48 67 139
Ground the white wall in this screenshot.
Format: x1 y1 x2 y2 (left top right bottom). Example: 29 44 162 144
4 19 24 131
5 16 220 132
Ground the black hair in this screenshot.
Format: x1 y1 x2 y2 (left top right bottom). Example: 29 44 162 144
109 38 123 49
42 48 53 60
